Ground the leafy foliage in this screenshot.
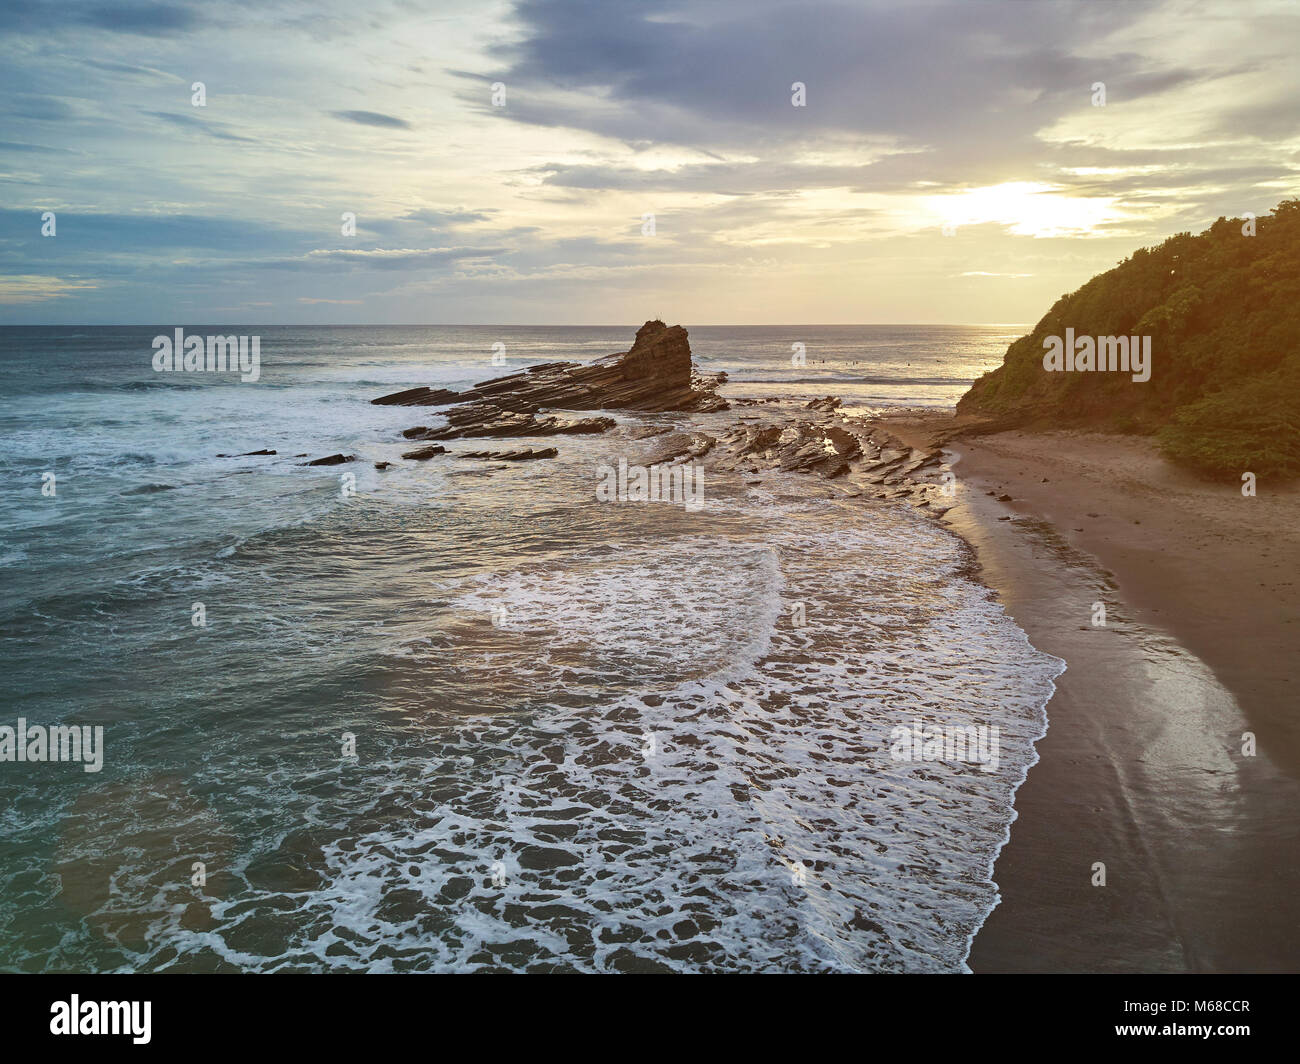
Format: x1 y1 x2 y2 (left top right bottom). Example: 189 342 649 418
958 200 1300 477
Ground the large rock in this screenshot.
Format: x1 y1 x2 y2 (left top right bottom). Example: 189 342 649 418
372 320 727 415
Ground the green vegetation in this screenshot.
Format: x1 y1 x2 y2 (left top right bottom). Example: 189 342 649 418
957 200 1300 478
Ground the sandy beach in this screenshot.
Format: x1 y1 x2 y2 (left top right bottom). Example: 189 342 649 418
901 423 1300 971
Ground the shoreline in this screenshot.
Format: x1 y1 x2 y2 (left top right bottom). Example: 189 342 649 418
374 335 1300 971
902 419 1300 971
646 391 1299 970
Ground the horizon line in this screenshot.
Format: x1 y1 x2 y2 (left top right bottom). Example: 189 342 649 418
0 321 1035 329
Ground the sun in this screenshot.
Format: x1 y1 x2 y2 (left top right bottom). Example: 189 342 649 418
930 181 1123 238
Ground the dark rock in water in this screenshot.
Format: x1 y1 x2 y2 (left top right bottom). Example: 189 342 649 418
848 909 886 936
805 396 842 411
401 445 447 461
456 447 558 461
372 320 727 415
374 461 392 470
371 386 462 407
401 408 615 443
302 453 355 466
217 448 277 457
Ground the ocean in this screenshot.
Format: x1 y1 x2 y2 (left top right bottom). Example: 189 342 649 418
0 324 1064 973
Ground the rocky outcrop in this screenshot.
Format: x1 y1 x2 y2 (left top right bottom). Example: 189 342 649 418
399 408 615 444
372 321 727 415
703 412 945 500
711 420 860 478
401 444 447 461
641 432 717 464
374 320 726 461
456 447 558 461
302 453 355 466
805 396 842 412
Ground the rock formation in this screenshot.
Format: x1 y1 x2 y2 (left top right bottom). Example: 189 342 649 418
371 320 728 460
372 321 727 438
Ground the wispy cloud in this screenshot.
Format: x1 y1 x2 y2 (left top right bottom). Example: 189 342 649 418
142 111 255 142
0 274 98 304
330 110 413 130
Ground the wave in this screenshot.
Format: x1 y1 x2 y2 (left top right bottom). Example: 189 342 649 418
116 379 206 391
42 494 1059 974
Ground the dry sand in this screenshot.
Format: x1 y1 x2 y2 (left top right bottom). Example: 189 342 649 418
885 418 1300 971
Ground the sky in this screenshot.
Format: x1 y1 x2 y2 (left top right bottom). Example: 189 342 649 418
0 0 1296 325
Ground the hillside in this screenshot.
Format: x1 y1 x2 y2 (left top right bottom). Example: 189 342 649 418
957 200 1300 477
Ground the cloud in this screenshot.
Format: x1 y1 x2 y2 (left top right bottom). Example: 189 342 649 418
82 3 200 34
0 141 79 155
83 58 182 81
299 247 506 269
402 207 496 226
1 96 77 121
0 208 308 255
0 1 202 36
0 274 98 304
360 208 501 240
142 111 256 142
479 0 1189 150
330 110 413 130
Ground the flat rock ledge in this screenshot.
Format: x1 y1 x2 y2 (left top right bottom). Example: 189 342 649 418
697 410 952 514
456 447 558 462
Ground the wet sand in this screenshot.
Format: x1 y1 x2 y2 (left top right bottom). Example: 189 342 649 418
900 423 1300 972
